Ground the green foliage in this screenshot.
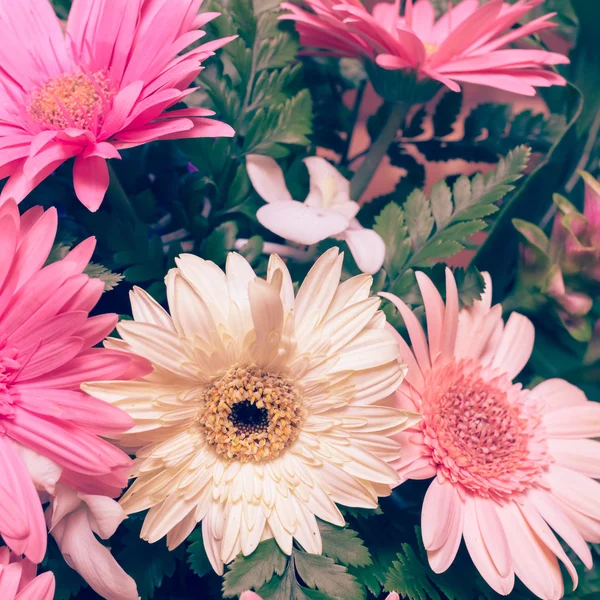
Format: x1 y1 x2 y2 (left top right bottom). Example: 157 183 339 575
116 518 184 599
222 525 368 600
187 529 213 579
373 146 530 294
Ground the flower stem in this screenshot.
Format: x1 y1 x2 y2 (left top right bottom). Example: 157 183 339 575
106 163 138 222
349 101 409 201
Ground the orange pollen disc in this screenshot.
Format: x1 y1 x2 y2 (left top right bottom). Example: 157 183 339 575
28 71 116 131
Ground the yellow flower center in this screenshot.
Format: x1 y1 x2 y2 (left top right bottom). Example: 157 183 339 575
424 42 439 56
28 71 116 131
198 365 304 463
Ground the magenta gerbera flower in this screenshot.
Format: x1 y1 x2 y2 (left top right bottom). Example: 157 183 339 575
0 199 150 563
384 270 600 600
281 0 569 96
0 0 235 211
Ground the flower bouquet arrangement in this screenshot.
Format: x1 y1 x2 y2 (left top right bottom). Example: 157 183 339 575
0 0 598 599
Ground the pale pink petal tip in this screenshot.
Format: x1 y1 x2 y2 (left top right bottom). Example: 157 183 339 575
240 593 263 600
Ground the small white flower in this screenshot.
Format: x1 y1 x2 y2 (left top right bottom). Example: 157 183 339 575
246 155 386 274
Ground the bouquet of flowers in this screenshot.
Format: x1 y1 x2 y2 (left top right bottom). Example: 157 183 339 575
0 0 598 599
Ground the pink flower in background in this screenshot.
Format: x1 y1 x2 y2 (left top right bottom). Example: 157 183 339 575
0 547 55 600
240 592 400 599
246 155 386 274
551 171 600 282
384 270 600 599
0 0 235 211
281 0 569 96
0 199 150 563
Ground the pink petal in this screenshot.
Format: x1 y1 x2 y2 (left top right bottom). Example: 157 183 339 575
415 271 445 364
462 494 514 595
422 478 462 553
542 403 600 438
73 155 109 212
532 378 588 413
490 312 534 379
546 465 600 521
548 438 600 478
16 572 55 600
51 508 139 600
529 488 593 570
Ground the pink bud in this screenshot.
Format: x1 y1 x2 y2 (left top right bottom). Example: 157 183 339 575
240 593 263 600
387 593 401 600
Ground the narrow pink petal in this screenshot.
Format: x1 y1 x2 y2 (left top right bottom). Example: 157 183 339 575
490 312 534 379
76 314 118 348
16 572 55 600
422 477 462 552
380 292 431 373
546 465 600 521
415 271 445 364
17 337 84 381
548 438 600 478
531 378 587 413
529 488 593 570
462 494 514 595
73 155 109 212
542 404 600 438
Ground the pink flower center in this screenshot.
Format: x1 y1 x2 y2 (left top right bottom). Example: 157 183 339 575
421 359 549 499
0 338 19 421
28 71 116 132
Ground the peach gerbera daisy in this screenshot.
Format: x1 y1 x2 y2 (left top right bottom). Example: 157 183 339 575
0 199 150 563
0 547 54 600
83 248 419 574
384 270 600 599
281 0 569 96
0 0 235 210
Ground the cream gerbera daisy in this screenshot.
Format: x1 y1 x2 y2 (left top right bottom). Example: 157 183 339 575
83 248 418 573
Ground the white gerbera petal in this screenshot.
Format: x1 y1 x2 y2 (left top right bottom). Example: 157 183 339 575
84 248 416 571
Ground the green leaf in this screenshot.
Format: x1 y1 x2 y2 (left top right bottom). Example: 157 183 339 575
83 262 125 291
294 551 365 600
404 189 434 249
373 202 411 277
385 543 442 600
318 521 372 568
239 235 265 264
429 180 453 230
200 221 239 265
187 529 212 579
454 266 485 307
222 539 288 597
116 519 183 600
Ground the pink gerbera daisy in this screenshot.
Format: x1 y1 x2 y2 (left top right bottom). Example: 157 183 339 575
0 198 150 563
384 270 600 599
0 547 55 600
0 0 235 211
281 0 569 96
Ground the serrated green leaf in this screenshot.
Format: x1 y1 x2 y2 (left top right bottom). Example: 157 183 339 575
239 235 265 264
83 262 125 291
404 189 434 249
385 544 441 600
373 202 411 277
318 521 372 568
222 539 288 597
294 551 365 600
186 529 212 579
454 267 485 307
116 520 182 599
430 180 453 230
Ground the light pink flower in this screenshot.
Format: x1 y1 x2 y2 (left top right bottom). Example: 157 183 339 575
47 484 138 600
240 592 399 599
281 0 569 96
0 199 150 563
384 270 600 599
0 547 55 600
0 0 235 211
246 154 386 274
